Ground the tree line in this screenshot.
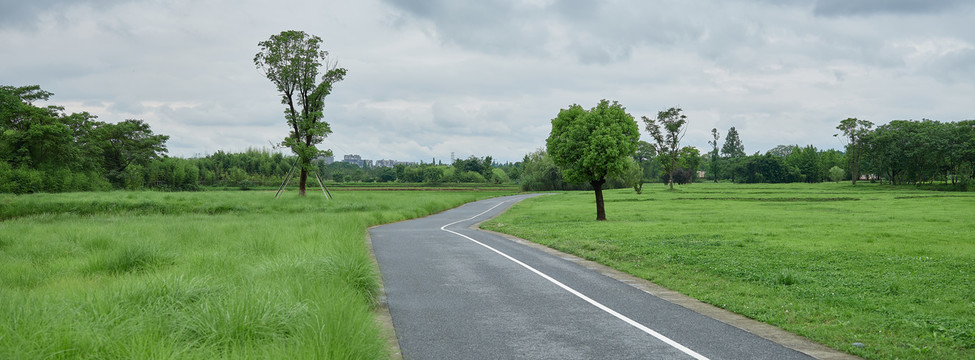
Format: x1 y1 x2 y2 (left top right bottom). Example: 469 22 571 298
854 119 975 187
6 84 971 194
525 101 974 194
712 119 974 188
318 156 516 185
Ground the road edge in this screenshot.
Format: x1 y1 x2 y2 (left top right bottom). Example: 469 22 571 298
365 230 404 360
474 224 863 360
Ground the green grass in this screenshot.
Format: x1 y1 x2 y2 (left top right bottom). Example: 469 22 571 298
481 182 975 360
0 189 514 359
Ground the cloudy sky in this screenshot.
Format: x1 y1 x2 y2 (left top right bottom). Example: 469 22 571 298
3 0 973 163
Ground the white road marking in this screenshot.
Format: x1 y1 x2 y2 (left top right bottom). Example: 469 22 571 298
440 198 710 360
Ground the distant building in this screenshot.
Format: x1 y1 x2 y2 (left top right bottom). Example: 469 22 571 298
335 154 416 168
312 155 334 164
342 154 373 168
374 159 417 167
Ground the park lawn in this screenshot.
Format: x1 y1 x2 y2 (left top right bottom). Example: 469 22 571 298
0 189 514 359
481 182 975 360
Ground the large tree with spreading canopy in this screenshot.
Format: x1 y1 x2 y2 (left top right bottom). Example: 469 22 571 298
546 100 639 221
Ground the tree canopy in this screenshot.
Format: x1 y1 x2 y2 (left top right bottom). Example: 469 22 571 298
95 119 170 185
835 117 874 185
0 85 170 193
547 100 639 220
863 119 973 186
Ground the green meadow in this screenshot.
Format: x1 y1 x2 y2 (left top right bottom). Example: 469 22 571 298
0 190 512 359
482 182 975 360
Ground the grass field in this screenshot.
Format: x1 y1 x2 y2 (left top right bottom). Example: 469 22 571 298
0 189 513 359
481 182 975 360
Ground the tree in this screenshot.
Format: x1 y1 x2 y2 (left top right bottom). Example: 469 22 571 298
93 119 169 186
254 30 347 196
708 128 720 182
829 166 845 183
642 107 687 190
0 85 79 170
835 117 873 185
820 149 846 180
621 157 644 194
630 141 656 192
721 126 745 158
452 155 494 180
519 149 569 191
731 154 799 183
678 146 702 181
547 100 639 220
783 145 821 182
766 144 794 158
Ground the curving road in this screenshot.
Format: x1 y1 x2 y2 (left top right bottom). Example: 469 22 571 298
370 194 828 359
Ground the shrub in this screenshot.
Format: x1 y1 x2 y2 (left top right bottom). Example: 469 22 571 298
454 171 486 183
829 166 845 183
10 167 43 194
43 168 72 193
0 161 13 193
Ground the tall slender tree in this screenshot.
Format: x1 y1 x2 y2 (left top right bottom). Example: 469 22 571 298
254 30 347 196
708 127 720 182
721 126 745 158
643 107 687 190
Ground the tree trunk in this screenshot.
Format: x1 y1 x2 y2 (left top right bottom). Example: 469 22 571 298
592 179 606 221
669 157 676 190
298 168 308 197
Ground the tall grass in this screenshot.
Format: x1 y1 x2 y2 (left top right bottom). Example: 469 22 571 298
0 189 513 359
482 182 975 360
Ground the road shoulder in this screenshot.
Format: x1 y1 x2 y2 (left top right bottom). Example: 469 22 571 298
365 230 404 360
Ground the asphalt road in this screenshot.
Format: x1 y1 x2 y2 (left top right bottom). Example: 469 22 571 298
370 194 818 360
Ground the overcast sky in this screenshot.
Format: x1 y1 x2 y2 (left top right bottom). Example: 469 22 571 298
3 0 973 163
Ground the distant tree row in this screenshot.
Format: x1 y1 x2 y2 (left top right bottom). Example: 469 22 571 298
531 106 973 191
318 155 517 185
644 119 972 189
110 151 519 191
858 119 975 187
0 85 524 194
710 146 846 184
702 141 846 184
